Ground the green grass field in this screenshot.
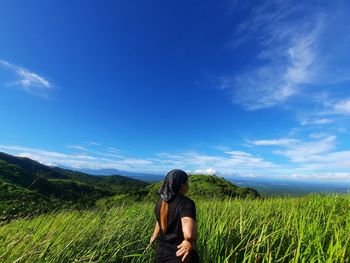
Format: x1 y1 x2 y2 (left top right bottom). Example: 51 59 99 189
1 193 349 263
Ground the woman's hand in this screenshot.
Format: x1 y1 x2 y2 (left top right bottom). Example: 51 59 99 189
176 239 193 262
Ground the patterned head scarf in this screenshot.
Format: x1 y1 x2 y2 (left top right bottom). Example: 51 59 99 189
157 169 188 202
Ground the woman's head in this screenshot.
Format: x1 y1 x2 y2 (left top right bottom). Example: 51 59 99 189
157 169 189 202
179 179 189 195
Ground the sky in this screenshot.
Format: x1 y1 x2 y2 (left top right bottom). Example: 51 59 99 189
1 0 350 181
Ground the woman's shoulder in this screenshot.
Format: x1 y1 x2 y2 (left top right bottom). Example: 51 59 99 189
179 195 197 220
180 194 196 206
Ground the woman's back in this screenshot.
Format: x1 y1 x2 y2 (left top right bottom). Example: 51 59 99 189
154 192 199 262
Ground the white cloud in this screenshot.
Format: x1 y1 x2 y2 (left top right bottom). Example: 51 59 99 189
291 172 350 181
154 149 277 172
300 118 334 125
192 168 217 175
66 145 88 151
0 144 156 172
247 134 350 180
0 145 95 160
0 144 279 177
106 147 121 153
333 98 350 115
0 59 53 97
247 138 299 146
218 1 326 110
86 141 101 146
250 135 350 170
269 136 336 162
223 150 252 156
300 97 350 122
217 1 350 111
309 133 329 139
1 141 350 181
291 150 350 170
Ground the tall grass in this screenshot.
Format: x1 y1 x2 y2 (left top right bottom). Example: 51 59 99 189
0 193 349 262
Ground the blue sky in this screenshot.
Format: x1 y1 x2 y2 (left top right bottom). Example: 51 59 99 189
1 0 350 181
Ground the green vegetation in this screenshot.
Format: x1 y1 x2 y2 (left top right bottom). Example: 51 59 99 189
1 152 349 262
0 152 260 221
144 173 260 203
0 152 149 221
95 173 260 209
0 193 349 262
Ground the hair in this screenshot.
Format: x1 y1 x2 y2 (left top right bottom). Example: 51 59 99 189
160 199 169 233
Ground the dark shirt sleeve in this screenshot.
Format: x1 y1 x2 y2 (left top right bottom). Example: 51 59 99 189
180 200 196 221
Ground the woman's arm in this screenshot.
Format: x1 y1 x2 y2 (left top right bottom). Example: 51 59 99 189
149 221 160 244
182 216 197 242
176 217 197 261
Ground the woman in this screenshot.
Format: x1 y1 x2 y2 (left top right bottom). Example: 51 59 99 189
150 169 200 263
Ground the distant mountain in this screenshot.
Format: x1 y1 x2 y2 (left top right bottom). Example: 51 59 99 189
76 167 164 182
227 176 350 197
0 152 149 220
186 174 261 199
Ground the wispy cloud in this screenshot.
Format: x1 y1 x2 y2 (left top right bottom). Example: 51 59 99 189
0 144 153 172
247 138 299 146
86 141 101 146
0 59 54 97
299 118 334 126
219 1 325 110
66 145 88 151
218 1 350 111
1 141 350 181
309 133 330 139
247 134 350 179
333 98 350 115
291 172 350 180
151 149 278 176
273 135 337 163
192 168 217 175
0 143 279 177
248 135 337 163
0 145 97 161
305 97 350 118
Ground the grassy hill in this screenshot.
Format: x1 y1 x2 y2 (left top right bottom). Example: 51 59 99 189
97 173 261 208
0 193 349 262
1 152 349 262
0 152 149 221
144 173 260 201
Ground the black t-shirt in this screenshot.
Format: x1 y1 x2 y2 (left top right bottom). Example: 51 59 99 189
154 192 198 262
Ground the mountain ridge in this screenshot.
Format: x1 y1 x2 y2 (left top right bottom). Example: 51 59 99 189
0 151 261 221
0 151 149 220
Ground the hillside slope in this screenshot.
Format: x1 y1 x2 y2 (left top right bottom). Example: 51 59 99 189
98 173 261 208
0 152 149 220
145 174 260 202
2 193 348 262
